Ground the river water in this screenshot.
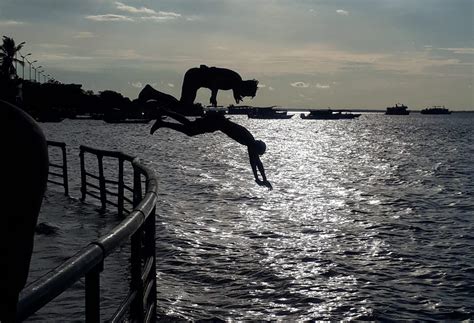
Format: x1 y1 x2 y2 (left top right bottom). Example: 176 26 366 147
30 112 473 321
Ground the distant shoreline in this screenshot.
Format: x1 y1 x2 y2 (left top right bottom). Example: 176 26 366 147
284 108 474 113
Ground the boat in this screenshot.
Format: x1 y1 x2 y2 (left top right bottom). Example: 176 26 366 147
420 105 451 115
104 109 151 123
247 107 293 119
226 105 253 115
204 105 227 114
386 103 410 115
104 117 151 124
300 109 361 120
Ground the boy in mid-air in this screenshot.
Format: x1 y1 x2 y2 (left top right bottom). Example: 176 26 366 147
180 65 259 107
150 109 272 190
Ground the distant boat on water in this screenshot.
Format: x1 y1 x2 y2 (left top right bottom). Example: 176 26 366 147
247 107 293 119
300 109 361 120
421 105 451 115
226 105 253 115
204 105 227 114
103 117 151 124
386 103 410 115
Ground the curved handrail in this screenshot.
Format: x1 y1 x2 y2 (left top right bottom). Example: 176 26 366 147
80 144 136 162
16 151 158 321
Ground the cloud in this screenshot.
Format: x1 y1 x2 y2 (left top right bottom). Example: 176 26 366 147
39 43 71 49
130 81 143 88
116 2 156 15
95 49 144 60
316 83 330 89
185 15 203 22
115 2 181 21
38 53 94 61
438 48 474 54
336 9 349 16
0 20 25 26
85 2 181 24
140 16 177 22
74 32 95 39
291 81 309 88
85 14 133 22
156 11 181 18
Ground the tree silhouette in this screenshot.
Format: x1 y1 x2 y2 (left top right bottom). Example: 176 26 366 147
0 36 25 80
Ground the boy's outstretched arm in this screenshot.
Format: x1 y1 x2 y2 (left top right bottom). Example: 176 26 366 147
248 148 272 190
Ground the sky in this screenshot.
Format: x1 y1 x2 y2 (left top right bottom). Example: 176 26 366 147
1 0 473 109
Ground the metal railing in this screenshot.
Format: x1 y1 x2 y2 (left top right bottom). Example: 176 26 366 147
46 140 69 196
16 144 158 322
79 145 137 216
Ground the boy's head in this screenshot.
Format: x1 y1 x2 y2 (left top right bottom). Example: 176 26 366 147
254 140 266 155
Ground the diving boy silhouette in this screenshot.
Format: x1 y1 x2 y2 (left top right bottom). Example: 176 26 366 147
150 110 272 189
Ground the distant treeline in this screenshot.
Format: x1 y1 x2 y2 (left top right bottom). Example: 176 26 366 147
0 78 178 121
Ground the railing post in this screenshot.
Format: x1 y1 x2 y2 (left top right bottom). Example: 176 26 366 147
130 231 144 322
62 144 69 196
85 261 103 323
80 148 86 201
118 158 124 217
98 155 106 212
144 207 157 323
133 167 142 208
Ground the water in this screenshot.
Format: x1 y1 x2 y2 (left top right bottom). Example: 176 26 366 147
32 112 474 320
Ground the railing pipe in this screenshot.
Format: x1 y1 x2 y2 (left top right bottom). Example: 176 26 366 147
16 245 104 321
130 230 144 322
80 149 86 201
62 143 69 196
118 159 124 216
133 166 143 207
144 207 157 323
98 155 106 211
85 261 103 323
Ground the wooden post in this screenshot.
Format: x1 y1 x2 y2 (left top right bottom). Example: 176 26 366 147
80 148 86 201
98 155 106 212
118 159 124 217
85 261 103 323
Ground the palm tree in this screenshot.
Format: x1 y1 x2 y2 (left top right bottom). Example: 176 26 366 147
0 36 25 80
